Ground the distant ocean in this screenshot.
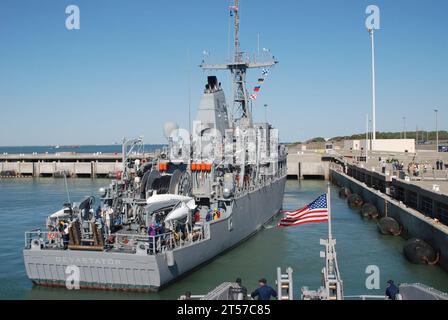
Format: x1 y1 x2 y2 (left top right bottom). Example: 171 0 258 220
0 144 165 154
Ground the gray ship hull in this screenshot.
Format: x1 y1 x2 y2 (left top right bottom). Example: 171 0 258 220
23 176 286 292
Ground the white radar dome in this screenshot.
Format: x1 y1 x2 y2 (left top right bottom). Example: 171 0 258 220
163 122 179 140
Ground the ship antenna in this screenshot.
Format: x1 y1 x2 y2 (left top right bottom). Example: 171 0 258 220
187 48 192 135
230 0 251 125
234 0 241 63
63 172 71 203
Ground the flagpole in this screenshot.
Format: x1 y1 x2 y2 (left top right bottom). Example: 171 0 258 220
327 183 332 241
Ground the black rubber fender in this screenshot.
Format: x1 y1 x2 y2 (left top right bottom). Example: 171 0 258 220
403 238 439 265
377 217 401 236
361 203 378 219
347 194 363 208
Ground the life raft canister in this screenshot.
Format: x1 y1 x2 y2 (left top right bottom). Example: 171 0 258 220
47 232 57 240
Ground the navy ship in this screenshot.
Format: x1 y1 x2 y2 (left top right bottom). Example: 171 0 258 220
23 0 287 292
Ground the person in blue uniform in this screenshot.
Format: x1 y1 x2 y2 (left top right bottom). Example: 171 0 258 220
385 280 399 300
251 278 277 300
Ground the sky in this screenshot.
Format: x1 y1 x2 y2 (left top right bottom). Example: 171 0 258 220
0 0 447 146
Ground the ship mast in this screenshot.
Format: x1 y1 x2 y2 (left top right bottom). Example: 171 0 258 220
200 0 277 127
231 0 250 126
234 0 241 63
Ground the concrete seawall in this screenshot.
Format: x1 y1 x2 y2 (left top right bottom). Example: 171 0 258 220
0 160 123 178
2 151 329 180
0 153 155 178
330 168 448 272
286 151 330 180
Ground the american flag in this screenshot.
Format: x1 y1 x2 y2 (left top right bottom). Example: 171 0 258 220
278 194 328 228
250 94 257 100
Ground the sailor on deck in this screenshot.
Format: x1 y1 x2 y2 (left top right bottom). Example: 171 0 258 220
232 278 248 300
251 278 277 300
385 280 399 300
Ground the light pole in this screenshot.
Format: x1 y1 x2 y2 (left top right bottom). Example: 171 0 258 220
403 117 406 139
366 113 369 158
369 29 377 143
435 109 439 152
416 125 418 144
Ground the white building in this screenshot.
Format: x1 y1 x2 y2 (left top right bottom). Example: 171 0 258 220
344 139 416 153
344 140 362 151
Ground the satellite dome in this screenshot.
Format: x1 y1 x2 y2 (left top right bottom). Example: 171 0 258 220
163 122 179 139
98 187 107 197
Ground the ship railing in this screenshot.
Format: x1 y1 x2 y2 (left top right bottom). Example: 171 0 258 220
399 282 448 298
113 223 209 254
113 232 168 253
24 230 65 250
178 295 206 300
344 295 388 300
234 174 283 197
179 294 253 301
178 293 389 301
330 162 344 173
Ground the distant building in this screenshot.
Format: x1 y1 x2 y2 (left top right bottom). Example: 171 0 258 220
344 139 416 153
344 140 362 151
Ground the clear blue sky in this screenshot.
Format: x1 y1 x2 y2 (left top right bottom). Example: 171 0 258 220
0 0 447 145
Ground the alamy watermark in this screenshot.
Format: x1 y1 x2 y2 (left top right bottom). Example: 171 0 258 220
365 5 380 30
365 265 381 290
166 121 280 176
65 265 80 290
66 5 80 30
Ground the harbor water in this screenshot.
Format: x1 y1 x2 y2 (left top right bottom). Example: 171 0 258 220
1 178 447 299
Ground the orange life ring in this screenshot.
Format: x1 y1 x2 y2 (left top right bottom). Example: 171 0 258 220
47 232 57 240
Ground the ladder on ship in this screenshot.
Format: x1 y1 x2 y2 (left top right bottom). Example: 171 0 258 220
276 267 294 300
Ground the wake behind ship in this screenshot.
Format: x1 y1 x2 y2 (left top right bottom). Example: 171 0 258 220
23 1 287 292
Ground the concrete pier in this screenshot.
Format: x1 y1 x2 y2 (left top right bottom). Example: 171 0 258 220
0 153 155 178
1 149 329 180
344 163 448 225
331 166 448 272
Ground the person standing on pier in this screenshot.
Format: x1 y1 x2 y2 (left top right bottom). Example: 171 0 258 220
381 159 387 174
